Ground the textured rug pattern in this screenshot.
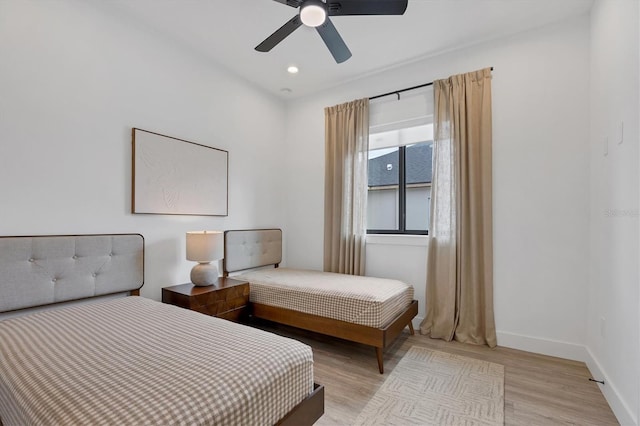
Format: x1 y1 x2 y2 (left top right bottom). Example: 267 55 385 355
353 346 504 425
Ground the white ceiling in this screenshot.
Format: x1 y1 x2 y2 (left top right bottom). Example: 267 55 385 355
106 0 593 99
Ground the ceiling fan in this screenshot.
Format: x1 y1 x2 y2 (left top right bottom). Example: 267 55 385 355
255 0 409 63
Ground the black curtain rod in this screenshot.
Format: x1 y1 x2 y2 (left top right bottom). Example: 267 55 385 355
369 67 494 101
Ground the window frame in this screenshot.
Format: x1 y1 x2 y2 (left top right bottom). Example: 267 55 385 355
366 143 430 236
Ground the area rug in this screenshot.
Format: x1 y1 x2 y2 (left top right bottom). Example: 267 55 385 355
353 346 504 425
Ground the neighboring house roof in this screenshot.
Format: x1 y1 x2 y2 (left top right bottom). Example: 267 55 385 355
368 143 433 187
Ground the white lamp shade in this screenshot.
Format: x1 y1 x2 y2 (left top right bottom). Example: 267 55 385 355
186 231 223 262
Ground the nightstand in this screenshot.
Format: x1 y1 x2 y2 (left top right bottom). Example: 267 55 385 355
162 277 250 322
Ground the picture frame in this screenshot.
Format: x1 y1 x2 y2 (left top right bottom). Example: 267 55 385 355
132 128 228 216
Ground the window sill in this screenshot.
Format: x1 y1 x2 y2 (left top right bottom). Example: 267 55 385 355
366 234 429 247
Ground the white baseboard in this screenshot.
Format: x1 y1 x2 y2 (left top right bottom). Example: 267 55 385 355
411 326 635 424
411 316 424 330
584 347 637 426
496 330 588 361
496 330 636 426
413 323 588 362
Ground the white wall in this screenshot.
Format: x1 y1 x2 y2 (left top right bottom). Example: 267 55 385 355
365 235 428 324
587 1 639 424
284 15 592 349
2 1 636 422
0 0 287 301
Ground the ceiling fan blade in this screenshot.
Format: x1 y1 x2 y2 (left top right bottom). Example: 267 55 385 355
316 18 352 63
327 0 408 16
255 15 303 52
271 0 302 8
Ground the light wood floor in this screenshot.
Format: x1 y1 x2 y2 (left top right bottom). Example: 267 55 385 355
254 320 619 426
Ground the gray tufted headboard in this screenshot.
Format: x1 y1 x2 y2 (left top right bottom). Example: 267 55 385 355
223 229 282 275
0 234 144 313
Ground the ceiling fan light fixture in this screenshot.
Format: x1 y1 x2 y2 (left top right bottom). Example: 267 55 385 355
300 1 326 27
256 0 408 64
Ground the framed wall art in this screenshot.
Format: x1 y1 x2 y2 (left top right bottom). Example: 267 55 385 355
132 128 228 216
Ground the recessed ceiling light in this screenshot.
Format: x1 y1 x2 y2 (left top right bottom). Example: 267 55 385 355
287 66 299 74
280 88 293 94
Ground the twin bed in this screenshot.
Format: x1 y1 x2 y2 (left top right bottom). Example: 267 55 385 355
0 230 417 425
0 234 322 426
224 229 418 374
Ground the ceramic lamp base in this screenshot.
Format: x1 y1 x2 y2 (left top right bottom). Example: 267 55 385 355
190 262 219 286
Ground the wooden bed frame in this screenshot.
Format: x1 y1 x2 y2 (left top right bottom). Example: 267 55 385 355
0 233 324 426
252 299 418 374
279 383 324 426
223 229 418 374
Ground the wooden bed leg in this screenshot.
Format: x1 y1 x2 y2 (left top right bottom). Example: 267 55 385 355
375 347 384 374
408 320 415 335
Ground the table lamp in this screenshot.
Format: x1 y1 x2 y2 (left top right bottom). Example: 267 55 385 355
186 231 223 286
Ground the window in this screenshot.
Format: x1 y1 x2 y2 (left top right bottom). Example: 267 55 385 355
367 88 433 235
367 132 433 234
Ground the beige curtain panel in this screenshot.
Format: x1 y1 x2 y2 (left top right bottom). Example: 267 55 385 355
420 68 497 348
324 98 369 276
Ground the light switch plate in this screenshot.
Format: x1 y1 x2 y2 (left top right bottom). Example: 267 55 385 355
617 121 624 144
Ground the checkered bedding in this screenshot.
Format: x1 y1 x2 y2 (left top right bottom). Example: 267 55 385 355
0 297 314 426
235 268 414 328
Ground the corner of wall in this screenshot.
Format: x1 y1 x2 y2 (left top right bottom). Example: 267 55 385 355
497 330 637 425
584 347 638 426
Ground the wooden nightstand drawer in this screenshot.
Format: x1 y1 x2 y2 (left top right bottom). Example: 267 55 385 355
216 306 246 322
162 278 249 322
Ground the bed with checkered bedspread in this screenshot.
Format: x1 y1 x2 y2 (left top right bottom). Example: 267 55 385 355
236 267 414 329
0 296 314 426
0 233 322 426
224 229 418 374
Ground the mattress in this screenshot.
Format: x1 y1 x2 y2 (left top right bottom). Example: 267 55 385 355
0 296 314 426
235 268 414 328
